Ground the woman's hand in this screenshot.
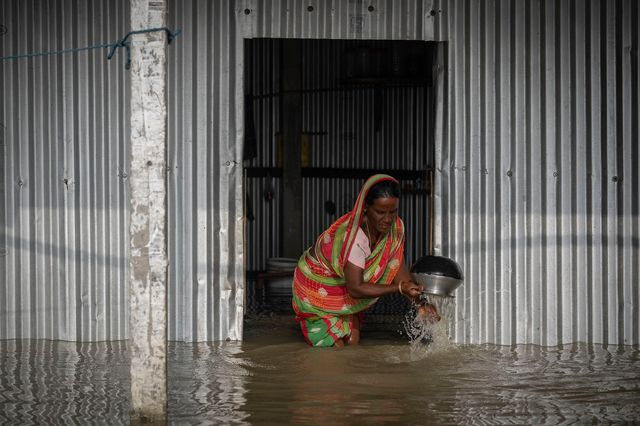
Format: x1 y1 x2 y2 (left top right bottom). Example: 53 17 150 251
417 303 441 324
400 280 424 299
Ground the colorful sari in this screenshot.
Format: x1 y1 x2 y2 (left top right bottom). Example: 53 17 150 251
292 174 405 346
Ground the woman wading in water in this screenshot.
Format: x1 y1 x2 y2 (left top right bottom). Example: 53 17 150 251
292 174 437 347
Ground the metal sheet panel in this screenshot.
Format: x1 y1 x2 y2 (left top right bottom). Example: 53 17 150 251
167 0 245 341
169 0 438 340
240 0 639 346
246 0 436 41
436 0 640 346
2 0 638 345
0 0 131 341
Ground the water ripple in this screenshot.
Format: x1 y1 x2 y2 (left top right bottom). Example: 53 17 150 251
1 335 639 424
0 340 129 425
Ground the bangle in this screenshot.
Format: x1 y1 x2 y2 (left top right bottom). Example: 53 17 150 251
398 281 405 295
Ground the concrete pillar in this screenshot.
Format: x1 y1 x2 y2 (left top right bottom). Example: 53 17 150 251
129 0 168 423
281 39 303 258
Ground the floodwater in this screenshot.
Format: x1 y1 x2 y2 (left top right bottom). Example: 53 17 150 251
1 314 639 424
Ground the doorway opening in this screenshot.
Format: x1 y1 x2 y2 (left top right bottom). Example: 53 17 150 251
243 38 441 332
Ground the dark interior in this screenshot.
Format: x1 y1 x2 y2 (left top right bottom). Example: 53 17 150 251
243 39 439 324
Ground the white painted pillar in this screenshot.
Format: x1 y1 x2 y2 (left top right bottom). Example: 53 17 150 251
128 0 168 423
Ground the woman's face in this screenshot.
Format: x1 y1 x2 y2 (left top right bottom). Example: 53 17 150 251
365 197 399 235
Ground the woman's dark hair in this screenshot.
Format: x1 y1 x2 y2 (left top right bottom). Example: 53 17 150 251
365 180 401 206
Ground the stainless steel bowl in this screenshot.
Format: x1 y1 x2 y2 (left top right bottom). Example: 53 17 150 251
410 272 462 297
410 255 464 297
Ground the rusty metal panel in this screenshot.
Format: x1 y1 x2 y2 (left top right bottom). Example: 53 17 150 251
0 0 131 341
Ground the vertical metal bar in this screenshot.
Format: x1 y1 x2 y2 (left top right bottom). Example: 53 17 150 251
281 39 303 258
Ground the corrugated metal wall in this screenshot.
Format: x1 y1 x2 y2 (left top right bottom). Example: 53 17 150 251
433 0 639 346
3 0 638 345
0 0 246 342
166 0 245 341
239 0 640 346
244 38 433 271
0 0 131 341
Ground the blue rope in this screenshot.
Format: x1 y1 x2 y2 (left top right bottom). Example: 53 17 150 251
0 27 181 70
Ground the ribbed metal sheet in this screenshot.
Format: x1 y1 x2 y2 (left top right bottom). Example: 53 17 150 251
242 0 640 346
435 0 640 346
2 0 638 346
0 0 131 341
166 0 245 341
245 0 437 41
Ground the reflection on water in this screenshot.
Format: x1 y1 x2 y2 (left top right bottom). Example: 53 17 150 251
168 342 252 424
0 340 130 425
1 319 639 424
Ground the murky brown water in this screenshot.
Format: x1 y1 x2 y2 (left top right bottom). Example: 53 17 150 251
2 315 639 424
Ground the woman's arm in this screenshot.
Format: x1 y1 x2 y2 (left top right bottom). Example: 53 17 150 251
344 259 424 299
392 258 424 299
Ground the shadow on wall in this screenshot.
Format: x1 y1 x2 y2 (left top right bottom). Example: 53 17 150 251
1 226 637 272
1 233 129 268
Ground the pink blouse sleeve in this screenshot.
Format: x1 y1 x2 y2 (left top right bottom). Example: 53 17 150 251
347 228 371 269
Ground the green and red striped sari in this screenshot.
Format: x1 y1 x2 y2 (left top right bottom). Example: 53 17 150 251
292 174 405 347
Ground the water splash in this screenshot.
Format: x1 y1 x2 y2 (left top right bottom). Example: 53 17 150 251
403 294 456 353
